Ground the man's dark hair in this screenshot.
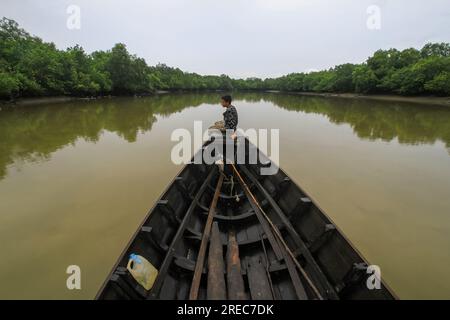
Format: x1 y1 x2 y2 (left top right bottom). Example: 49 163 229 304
221 95 232 104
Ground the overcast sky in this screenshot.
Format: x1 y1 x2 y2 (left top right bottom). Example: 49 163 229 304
2 0 449 78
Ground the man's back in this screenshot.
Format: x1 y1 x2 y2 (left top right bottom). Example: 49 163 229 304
223 105 238 131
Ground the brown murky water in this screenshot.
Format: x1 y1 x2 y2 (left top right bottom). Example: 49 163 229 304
0 93 449 299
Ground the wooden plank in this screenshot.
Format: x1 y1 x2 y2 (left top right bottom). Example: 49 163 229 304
207 222 227 300
189 174 224 300
226 229 246 300
247 256 274 300
280 238 308 300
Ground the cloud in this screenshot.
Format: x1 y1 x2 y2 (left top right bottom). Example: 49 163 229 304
1 0 449 78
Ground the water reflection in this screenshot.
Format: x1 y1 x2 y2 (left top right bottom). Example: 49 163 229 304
0 94 217 179
1 92 449 180
260 94 450 147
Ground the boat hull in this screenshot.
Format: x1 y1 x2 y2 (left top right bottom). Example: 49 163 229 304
96 138 396 300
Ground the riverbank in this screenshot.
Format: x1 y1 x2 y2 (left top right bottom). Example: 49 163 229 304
0 92 171 109
0 96 101 109
2 91 450 109
284 92 450 106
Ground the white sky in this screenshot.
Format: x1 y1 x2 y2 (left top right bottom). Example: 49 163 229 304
2 0 449 78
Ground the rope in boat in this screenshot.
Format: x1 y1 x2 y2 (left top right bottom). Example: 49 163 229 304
230 163 324 300
219 170 240 202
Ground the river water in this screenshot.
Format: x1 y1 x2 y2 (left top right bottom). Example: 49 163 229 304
0 93 449 299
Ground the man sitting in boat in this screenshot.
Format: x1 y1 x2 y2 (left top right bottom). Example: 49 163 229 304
210 95 238 139
208 95 239 170
221 95 238 136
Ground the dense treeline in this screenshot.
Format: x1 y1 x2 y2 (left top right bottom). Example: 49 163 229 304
259 44 450 95
1 17 449 100
0 18 233 99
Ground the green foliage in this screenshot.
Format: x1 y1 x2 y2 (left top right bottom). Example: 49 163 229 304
0 17 449 99
425 72 450 96
333 64 356 92
0 70 19 97
107 43 137 93
379 67 424 95
0 18 238 99
421 43 450 58
264 47 449 95
352 64 378 93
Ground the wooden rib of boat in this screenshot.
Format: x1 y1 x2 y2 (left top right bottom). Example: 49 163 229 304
96 137 396 300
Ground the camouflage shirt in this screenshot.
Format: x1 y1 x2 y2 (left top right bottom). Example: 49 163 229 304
223 105 238 131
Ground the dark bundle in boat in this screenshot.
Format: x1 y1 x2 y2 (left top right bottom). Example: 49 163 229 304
96 136 396 300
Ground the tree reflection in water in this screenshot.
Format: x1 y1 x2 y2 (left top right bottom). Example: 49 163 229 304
1 93 449 179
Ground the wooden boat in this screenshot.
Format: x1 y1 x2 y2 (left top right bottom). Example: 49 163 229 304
96 137 396 300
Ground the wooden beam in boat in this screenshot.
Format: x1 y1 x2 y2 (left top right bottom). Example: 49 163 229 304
239 164 339 300
231 164 309 300
226 229 246 300
247 256 273 300
148 168 215 299
207 221 227 300
189 173 224 300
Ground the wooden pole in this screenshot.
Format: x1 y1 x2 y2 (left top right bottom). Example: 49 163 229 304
189 174 224 300
207 221 227 299
226 229 246 300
